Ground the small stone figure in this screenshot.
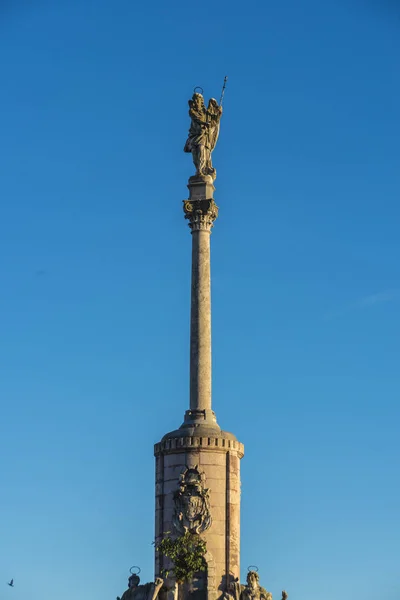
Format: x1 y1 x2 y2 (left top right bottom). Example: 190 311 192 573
184 92 223 181
242 571 272 600
224 571 272 600
281 592 288 600
117 574 163 600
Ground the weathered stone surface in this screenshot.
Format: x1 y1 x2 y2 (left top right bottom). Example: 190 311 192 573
187 179 216 202
164 454 187 468
207 506 225 522
154 439 243 595
199 453 226 466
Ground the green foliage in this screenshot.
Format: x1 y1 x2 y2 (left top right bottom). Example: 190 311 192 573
154 531 207 583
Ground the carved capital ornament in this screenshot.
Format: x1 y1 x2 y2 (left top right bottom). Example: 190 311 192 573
183 199 219 232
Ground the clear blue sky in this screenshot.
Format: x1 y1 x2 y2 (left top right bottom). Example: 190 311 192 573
0 1 399 599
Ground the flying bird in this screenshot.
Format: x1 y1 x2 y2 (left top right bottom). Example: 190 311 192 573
7 579 14 587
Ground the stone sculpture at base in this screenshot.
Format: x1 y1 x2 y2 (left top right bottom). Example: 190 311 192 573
224 571 287 600
117 574 164 600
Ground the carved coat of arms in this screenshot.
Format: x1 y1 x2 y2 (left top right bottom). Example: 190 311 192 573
173 466 212 534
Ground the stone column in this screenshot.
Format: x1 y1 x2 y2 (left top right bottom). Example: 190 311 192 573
190 221 212 413
154 179 245 599
183 187 218 427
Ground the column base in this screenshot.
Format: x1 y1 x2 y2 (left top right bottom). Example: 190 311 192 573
182 408 219 427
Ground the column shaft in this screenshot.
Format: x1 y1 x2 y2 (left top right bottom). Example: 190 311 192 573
190 228 212 411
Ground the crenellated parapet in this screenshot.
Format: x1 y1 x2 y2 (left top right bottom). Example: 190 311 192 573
155 435 244 458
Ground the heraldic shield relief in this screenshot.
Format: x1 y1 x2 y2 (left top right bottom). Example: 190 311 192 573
173 466 212 534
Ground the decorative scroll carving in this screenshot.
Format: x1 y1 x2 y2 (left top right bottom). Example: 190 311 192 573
117 575 163 600
173 466 212 535
183 199 218 232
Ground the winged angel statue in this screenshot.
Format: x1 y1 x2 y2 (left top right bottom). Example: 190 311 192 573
184 92 222 181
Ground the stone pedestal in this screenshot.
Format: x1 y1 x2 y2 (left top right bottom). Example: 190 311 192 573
154 432 244 600
187 175 215 202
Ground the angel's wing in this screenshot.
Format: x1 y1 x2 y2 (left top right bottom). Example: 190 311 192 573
207 100 222 152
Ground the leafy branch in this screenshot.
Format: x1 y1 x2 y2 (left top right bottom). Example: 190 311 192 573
154 531 207 584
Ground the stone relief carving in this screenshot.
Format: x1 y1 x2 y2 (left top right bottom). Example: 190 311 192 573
184 92 222 181
224 571 287 600
183 199 219 232
116 574 163 600
173 466 212 535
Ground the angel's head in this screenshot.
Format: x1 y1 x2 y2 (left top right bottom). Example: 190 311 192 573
207 98 222 117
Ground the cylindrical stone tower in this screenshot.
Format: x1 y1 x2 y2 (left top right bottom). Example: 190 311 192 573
154 103 244 600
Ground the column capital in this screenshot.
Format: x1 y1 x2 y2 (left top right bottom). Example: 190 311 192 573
183 199 219 232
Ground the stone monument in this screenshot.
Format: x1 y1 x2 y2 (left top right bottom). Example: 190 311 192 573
116 86 287 600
